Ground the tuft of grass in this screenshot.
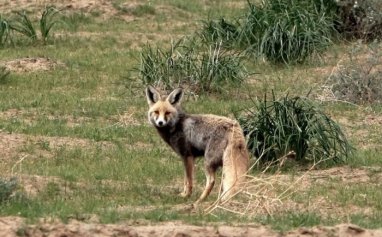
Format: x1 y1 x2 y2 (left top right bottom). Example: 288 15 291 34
0 16 13 46
138 39 247 94
0 66 10 84
238 93 353 165
199 18 239 48
40 6 60 42
239 0 335 63
12 11 37 42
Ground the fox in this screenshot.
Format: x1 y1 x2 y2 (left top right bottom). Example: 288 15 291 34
145 86 249 204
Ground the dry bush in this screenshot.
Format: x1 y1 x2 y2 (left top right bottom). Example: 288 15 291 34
323 43 382 104
336 0 382 41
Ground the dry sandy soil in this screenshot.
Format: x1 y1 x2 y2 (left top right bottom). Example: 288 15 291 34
1 216 382 237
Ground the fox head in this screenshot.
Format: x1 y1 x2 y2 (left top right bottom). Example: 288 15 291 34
145 86 184 128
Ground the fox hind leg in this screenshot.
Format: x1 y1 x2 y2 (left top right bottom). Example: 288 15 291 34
195 165 216 204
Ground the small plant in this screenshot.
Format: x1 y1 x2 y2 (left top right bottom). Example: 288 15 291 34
138 39 247 93
325 43 382 104
0 66 10 83
199 18 239 48
0 16 13 46
0 177 18 203
40 6 60 42
238 93 353 165
12 11 37 41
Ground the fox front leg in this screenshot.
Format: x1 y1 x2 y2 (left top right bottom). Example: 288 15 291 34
180 156 194 198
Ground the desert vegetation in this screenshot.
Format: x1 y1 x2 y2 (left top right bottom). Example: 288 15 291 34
0 0 381 236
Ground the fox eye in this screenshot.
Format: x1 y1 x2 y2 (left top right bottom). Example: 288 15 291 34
165 112 171 116
153 111 159 115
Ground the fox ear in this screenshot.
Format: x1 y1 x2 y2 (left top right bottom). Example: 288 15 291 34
167 88 183 105
146 86 161 106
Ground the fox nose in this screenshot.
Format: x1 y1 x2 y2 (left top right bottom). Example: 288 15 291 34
158 121 164 126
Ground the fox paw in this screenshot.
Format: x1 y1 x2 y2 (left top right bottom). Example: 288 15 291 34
179 191 191 198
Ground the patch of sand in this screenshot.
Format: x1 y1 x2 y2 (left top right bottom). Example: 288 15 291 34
0 217 381 237
0 57 66 73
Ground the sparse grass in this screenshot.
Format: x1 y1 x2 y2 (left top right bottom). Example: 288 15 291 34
112 2 156 17
59 12 93 32
0 0 381 233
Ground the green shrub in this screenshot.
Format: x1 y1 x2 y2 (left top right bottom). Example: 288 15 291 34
239 0 335 63
138 39 247 93
0 177 18 203
238 93 353 165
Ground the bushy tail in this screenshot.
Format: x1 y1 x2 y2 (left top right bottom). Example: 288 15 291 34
220 124 249 201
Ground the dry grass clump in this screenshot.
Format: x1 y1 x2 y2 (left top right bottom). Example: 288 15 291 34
335 0 382 41
205 157 327 217
322 43 382 105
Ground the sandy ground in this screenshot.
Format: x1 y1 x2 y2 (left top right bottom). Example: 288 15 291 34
1 217 382 237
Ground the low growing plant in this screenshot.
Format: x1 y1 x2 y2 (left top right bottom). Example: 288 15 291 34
0 16 13 46
12 11 37 41
199 18 239 48
238 93 353 165
138 39 247 93
0 177 18 203
40 6 60 42
0 66 10 84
